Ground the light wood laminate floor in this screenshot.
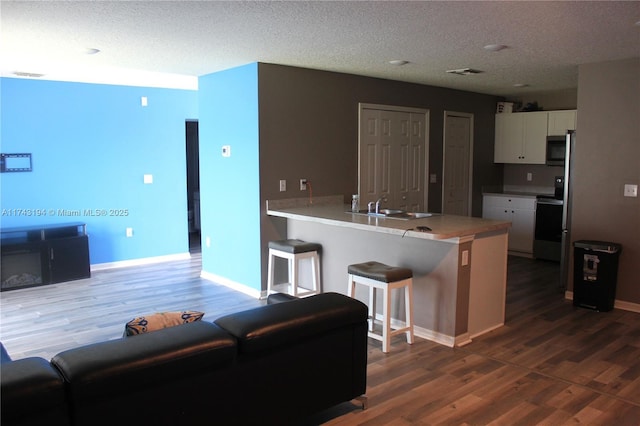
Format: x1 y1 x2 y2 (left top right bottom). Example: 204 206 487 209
2 252 640 425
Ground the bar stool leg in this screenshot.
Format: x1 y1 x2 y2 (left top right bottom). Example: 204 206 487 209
347 274 355 298
405 282 415 344
368 285 376 332
382 286 391 353
267 249 276 295
311 253 320 294
290 255 298 296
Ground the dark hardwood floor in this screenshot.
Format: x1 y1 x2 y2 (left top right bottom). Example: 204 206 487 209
2 252 639 425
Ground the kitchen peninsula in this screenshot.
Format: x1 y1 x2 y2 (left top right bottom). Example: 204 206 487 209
266 196 511 347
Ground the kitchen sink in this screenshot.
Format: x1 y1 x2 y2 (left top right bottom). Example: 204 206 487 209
349 209 436 220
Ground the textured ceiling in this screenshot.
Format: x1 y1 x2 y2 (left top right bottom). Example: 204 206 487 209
1 1 639 95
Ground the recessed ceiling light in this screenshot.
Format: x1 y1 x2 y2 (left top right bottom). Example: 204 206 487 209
84 48 101 55
446 68 483 76
484 44 508 52
388 60 409 66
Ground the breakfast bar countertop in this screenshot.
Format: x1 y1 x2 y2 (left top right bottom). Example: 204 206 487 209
266 199 511 241
265 196 511 347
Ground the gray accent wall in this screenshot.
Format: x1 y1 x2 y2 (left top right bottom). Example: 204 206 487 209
257 63 501 291
257 63 501 215
572 58 639 305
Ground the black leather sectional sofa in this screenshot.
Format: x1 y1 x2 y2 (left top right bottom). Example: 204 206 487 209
0 292 368 426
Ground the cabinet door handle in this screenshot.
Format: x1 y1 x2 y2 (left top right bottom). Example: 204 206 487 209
50 249 54 261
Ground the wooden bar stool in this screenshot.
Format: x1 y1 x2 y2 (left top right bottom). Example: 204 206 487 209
347 261 414 353
267 239 321 297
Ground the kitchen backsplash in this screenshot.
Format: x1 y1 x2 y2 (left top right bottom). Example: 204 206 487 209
504 164 564 189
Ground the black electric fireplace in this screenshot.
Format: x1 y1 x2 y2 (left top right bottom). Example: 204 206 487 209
1 223 90 291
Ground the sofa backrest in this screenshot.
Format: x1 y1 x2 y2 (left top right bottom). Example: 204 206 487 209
1 356 70 426
50 321 237 425
215 292 368 354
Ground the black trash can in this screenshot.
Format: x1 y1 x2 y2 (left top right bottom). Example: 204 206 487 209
573 240 622 312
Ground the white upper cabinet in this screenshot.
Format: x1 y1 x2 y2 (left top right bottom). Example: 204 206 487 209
494 111 547 164
495 110 577 164
547 110 577 135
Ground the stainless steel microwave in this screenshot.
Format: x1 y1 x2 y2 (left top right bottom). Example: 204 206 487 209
546 135 566 166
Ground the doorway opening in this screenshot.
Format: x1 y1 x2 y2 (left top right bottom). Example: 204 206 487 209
186 120 200 253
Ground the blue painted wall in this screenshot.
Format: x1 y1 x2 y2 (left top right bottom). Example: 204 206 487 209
198 63 261 291
0 78 198 264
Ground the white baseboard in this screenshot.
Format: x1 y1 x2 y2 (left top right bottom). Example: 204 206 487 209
91 252 191 271
383 315 457 347
200 271 262 299
413 325 458 347
565 291 640 313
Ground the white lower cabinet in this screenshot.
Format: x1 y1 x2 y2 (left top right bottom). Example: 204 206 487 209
482 194 535 254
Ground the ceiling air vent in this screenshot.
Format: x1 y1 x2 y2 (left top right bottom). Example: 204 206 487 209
13 71 45 78
446 68 483 76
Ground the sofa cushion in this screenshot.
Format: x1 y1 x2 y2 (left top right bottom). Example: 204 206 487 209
124 310 204 336
215 292 368 354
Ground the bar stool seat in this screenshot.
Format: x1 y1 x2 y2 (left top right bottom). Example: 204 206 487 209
347 261 414 353
267 239 321 297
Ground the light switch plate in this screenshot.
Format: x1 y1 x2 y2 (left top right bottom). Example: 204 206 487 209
143 174 153 184
624 184 638 197
461 250 469 266
222 145 231 157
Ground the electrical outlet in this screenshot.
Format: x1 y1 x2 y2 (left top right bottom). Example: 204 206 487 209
300 179 307 191
279 180 286 192
126 228 133 237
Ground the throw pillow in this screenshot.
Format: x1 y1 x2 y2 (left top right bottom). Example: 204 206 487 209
124 311 204 337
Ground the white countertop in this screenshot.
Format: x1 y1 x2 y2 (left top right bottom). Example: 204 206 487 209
267 201 510 241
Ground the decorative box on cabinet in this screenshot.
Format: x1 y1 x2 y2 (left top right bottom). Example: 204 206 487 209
1 222 90 291
482 195 535 255
494 112 547 164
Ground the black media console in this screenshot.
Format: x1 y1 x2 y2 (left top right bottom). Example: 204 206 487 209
1 222 90 291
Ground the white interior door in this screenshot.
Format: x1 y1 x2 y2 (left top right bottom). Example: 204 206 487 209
359 104 429 211
443 112 473 216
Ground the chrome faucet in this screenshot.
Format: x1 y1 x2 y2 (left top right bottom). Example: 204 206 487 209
375 197 384 214
367 198 384 214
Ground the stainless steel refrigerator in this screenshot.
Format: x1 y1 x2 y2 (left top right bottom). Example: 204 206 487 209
559 130 576 290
